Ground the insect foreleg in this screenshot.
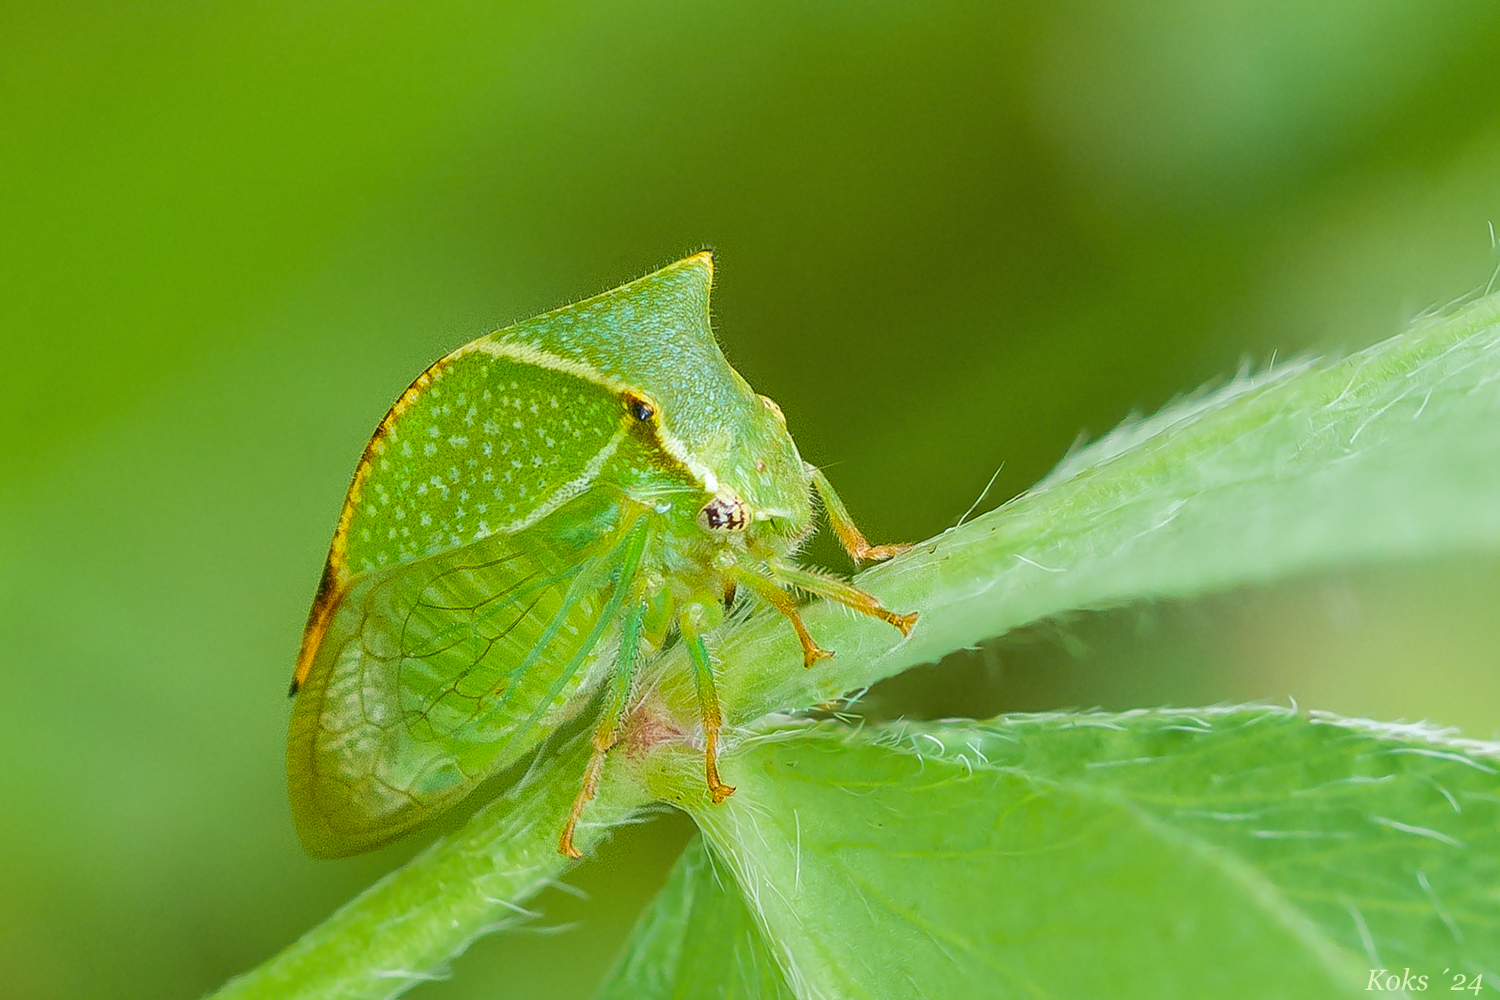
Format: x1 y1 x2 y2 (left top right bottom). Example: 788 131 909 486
677 607 736 805
807 464 912 563
558 599 648 859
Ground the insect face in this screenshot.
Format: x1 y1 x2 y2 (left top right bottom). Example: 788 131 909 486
691 389 813 540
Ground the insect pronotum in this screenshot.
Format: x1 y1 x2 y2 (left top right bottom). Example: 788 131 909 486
286 253 917 859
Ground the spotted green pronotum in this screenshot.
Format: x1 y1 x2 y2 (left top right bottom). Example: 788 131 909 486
287 253 917 858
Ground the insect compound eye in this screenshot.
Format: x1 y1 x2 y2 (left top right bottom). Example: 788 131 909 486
698 496 748 532
623 392 656 422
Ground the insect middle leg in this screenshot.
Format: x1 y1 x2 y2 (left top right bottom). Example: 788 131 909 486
731 564 834 669
765 558 918 636
559 600 648 859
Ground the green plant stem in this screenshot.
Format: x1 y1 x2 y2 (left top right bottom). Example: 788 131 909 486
211 737 651 1000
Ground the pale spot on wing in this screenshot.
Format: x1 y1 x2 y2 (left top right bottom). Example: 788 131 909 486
340 355 625 573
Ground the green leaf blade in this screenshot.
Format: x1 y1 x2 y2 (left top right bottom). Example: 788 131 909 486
644 707 1499 999
593 836 796 1000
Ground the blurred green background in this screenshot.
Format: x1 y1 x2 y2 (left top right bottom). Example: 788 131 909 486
4 2 1500 998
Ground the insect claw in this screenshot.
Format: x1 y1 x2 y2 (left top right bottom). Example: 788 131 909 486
852 541 912 562
888 610 919 637
559 737 612 859
703 729 735 804
558 826 584 860
802 645 835 670
705 747 736 802
558 797 590 859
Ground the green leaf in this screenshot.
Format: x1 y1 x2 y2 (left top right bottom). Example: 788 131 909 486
651 293 1500 722
633 707 1499 999
593 836 795 1000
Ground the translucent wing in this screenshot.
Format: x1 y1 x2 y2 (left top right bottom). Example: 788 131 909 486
288 505 647 857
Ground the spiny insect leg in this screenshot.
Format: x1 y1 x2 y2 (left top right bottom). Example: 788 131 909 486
559 600 649 859
766 559 919 636
808 464 913 563
678 607 735 804
731 565 834 669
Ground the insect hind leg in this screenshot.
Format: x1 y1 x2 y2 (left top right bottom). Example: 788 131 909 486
559 599 648 859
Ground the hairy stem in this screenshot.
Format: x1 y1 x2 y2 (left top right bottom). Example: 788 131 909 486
211 737 650 1000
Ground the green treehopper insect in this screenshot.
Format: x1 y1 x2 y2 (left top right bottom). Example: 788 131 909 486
287 253 917 859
